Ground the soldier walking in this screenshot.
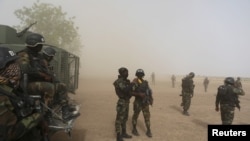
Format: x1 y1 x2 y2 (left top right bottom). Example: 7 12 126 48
203 77 209 92
215 77 243 125
180 72 195 116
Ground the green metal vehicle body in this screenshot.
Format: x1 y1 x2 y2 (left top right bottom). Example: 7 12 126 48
0 24 79 93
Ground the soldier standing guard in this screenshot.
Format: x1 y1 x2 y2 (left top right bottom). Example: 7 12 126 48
131 69 153 138
113 67 132 141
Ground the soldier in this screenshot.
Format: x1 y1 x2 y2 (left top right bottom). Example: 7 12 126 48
41 46 80 121
113 67 132 141
215 77 242 125
0 46 43 141
171 74 176 88
151 72 155 85
234 77 245 96
17 33 55 107
203 77 209 92
235 77 242 88
131 69 153 138
180 72 195 116
16 33 55 141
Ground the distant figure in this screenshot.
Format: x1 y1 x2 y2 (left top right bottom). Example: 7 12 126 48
215 77 243 125
151 72 155 85
234 77 245 96
180 72 195 116
235 77 242 89
203 77 209 92
171 74 176 88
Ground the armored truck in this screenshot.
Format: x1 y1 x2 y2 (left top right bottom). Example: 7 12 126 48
0 24 80 93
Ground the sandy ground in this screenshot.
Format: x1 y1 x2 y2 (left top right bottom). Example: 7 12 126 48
51 76 250 141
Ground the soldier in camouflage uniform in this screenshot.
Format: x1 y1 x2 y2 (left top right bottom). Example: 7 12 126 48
16 33 55 141
131 69 153 138
215 77 242 125
41 46 80 121
234 77 245 96
113 67 132 141
0 46 43 141
17 33 55 108
181 72 195 116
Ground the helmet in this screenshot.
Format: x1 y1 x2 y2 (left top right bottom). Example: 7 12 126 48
0 46 19 69
25 33 45 47
189 72 195 78
224 77 235 85
135 69 145 77
43 47 56 57
118 67 128 75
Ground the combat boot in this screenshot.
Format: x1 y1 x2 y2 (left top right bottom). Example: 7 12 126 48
122 128 132 138
183 110 189 116
132 125 139 136
146 128 152 138
116 133 124 141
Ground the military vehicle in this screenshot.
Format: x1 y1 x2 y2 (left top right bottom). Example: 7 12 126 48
0 23 81 139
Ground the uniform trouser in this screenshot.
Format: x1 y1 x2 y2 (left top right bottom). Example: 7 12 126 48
27 82 55 106
53 82 68 104
132 99 150 129
220 104 235 125
182 92 192 112
115 99 130 134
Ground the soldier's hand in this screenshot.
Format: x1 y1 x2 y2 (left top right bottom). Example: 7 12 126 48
138 93 145 98
215 107 219 112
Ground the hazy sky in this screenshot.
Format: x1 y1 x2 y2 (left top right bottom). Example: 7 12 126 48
1 0 250 79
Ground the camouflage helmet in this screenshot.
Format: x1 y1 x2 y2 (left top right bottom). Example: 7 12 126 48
0 46 19 69
189 72 195 78
224 77 235 85
43 47 56 57
25 33 45 47
118 67 128 75
136 69 145 77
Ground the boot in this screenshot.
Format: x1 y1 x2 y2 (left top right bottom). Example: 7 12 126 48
132 125 139 136
62 105 80 121
122 128 132 138
116 133 124 141
183 110 189 116
146 128 152 138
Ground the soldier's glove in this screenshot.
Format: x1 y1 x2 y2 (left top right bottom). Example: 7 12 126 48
215 107 219 112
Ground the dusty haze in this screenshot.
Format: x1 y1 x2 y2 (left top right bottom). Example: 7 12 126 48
1 0 250 79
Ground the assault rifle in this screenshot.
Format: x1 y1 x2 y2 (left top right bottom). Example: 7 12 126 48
143 88 153 106
137 80 153 106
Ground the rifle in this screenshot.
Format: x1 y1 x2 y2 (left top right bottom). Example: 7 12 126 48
137 80 153 106
16 21 37 37
143 88 153 106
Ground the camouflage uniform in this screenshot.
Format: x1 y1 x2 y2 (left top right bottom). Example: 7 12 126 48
17 48 55 107
234 77 245 96
113 67 132 141
131 69 153 138
181 72 195 116
215 77 242 125
0 47 42 141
